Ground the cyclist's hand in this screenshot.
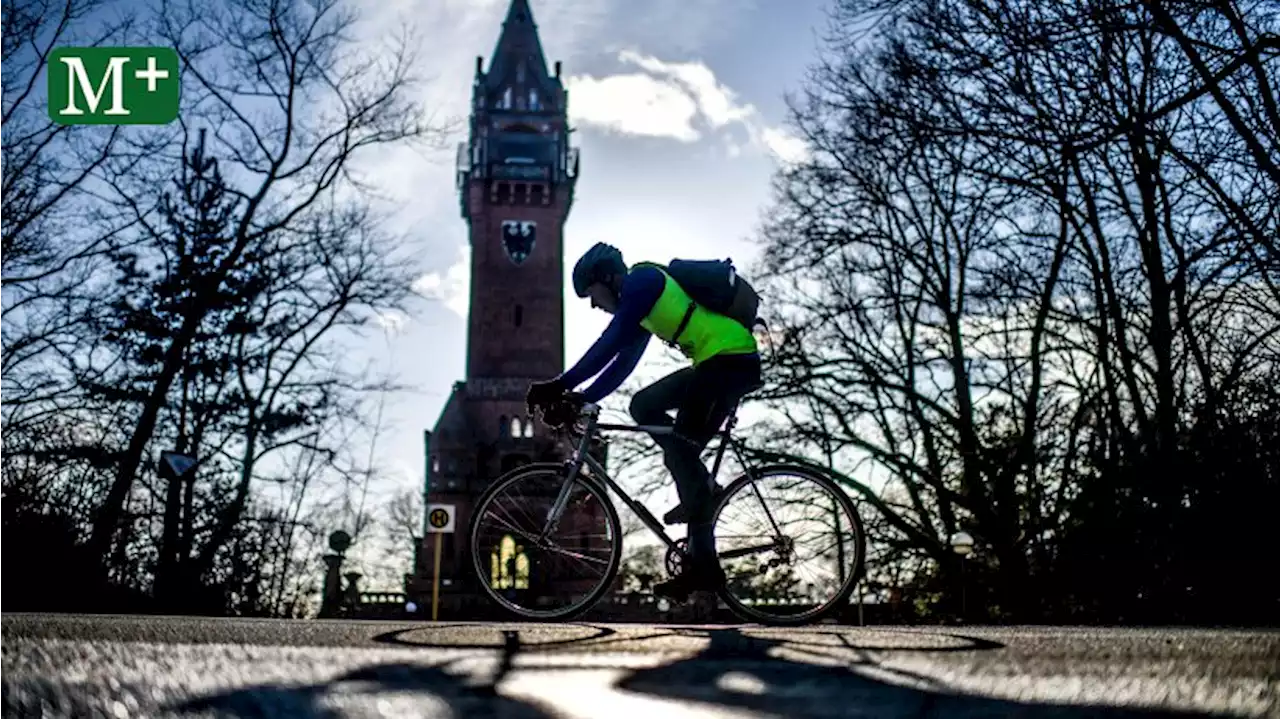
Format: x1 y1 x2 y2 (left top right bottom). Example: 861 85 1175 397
541 392 585 430
526 378 566 413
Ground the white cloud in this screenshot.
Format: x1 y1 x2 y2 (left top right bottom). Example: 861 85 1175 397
757 125 810 164
411 246 470 318
617 50 756 128
564 73 701 141
566 50 809 162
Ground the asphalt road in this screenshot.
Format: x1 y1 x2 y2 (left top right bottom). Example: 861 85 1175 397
3 614 1277 718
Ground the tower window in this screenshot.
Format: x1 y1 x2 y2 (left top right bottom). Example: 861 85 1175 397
501 87 512 109
490 535 529 589
493 182 511 204
514 305 523 327
529 89 539 111
511 416 522 437
517 61 526 83
524 418 534 437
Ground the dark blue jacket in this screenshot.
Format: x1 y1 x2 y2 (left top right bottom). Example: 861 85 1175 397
557 265 665 402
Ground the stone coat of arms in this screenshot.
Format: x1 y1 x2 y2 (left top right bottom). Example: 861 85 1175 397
501 220 536 265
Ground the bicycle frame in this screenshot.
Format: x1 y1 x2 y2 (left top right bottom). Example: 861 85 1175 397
539 401 773 557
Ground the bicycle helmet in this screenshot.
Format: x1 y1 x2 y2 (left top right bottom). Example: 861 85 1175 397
572 242 625 297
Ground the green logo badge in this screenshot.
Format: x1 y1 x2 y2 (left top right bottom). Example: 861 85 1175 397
48 47 180 125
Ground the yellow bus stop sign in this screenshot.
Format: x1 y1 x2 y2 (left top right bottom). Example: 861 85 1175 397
426 504 455 533
424 503 455 622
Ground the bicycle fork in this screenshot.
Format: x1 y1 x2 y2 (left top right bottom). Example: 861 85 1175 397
538 419 596 544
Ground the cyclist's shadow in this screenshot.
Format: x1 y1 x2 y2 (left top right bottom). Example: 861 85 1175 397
166 632 549 719
613 628 1219 718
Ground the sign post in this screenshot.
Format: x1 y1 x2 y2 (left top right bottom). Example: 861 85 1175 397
425 503 456 621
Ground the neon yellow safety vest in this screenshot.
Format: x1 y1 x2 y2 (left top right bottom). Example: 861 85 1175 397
633 263 758 365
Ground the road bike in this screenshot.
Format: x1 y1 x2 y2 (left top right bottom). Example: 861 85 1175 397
468 394 866 626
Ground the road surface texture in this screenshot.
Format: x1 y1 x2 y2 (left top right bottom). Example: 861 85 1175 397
3 613 1277 718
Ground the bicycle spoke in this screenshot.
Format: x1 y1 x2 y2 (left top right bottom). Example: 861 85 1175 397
537 543 613 567
713 466 864 624
471 466 622 620
480 509 545 547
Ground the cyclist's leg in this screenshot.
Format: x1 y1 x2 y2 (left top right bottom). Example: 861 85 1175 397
630 368 713 515
674 356 761 529
632 367 722 524
629 367 694 430
656 354 762 597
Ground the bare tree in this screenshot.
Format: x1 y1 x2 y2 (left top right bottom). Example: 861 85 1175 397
1 0 139 482
752 0 1279 621
81 0 449 572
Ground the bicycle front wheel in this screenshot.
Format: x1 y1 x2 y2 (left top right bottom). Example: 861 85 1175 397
469 462 623 621
713 464 866 626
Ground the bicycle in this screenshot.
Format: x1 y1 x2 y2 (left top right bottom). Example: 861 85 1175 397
468 393 867 626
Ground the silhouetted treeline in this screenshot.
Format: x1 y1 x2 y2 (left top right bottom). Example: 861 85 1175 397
751 0 1279 624
2 0 443 615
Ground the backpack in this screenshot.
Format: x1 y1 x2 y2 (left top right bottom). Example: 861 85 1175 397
663 258 762 339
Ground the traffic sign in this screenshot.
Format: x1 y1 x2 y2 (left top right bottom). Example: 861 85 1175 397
426 503 456 534
425 503 456 622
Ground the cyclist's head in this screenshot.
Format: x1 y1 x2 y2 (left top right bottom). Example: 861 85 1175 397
572 242 626 313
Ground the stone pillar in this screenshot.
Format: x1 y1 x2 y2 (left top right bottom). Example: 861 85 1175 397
343 572 363 616
319 554 344 618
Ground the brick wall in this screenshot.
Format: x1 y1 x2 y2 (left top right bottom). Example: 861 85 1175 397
463 183 570 380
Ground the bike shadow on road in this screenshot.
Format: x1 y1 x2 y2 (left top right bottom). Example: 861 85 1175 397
612 627 1232 719
166 629 552 719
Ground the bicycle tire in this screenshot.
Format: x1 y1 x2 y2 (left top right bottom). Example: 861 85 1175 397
468 462 624 621
713 463 866 626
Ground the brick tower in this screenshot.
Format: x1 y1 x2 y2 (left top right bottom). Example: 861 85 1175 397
407 0 590 616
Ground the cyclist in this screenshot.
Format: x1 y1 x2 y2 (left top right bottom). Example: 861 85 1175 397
526 242 762 601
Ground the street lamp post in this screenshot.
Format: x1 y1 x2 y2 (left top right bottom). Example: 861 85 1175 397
950 531 974 623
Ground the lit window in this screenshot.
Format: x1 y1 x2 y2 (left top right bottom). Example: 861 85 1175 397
524 419 533 438
529 89 539 110
511 417 522 437
501 87 512 109
490 534 530 589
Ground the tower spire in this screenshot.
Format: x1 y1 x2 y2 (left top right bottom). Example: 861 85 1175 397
484 0 551 87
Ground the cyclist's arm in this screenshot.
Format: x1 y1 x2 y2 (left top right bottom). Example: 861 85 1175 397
580 333 650 403
557 266 663 389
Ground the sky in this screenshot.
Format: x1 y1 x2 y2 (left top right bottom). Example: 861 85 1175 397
334 0 832 571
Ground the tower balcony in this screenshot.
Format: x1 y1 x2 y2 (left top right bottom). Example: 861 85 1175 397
491 163 551 181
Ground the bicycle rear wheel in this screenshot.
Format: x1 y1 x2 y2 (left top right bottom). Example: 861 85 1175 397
712 464 865 625
469 462 623 621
